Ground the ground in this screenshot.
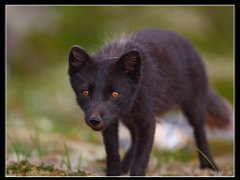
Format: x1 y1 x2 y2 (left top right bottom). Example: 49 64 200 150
6 123 233 177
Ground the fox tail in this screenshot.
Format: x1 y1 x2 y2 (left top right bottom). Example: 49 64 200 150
206 88 232 129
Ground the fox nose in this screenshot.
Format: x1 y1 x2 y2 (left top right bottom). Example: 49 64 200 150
87 113 105 131
89 116 101 126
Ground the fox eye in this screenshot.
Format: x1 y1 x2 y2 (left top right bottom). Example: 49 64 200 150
82 90 90 97
111 91 120 98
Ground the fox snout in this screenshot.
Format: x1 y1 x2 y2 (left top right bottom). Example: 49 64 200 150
86 113 105 131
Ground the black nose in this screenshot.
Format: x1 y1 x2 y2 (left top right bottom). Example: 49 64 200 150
89 116 101 126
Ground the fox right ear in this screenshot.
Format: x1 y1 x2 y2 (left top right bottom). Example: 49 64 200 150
68 45 89 74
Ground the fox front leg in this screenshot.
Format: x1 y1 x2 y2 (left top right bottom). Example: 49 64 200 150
102 122 121 176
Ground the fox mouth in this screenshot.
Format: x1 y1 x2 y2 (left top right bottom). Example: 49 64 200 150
90 125 105 131
86 121 105 131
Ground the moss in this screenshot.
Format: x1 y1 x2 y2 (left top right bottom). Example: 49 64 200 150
7 160 89 176
7 160 32 176
36 163 54 172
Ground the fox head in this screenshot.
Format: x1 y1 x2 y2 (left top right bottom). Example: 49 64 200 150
68 45 142 131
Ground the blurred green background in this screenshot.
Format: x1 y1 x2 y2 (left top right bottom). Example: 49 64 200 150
6 6 233 159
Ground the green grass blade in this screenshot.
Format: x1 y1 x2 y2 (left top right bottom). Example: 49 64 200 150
196 148 218 171
8 135 20 163
63 142 72 170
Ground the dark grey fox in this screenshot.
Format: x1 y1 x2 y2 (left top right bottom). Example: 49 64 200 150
68 29 232 176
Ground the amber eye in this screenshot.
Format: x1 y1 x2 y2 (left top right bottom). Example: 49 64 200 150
82 90 90 97
111 91 120 98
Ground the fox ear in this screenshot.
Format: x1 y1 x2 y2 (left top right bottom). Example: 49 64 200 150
68 45 89 74
118 50 142 77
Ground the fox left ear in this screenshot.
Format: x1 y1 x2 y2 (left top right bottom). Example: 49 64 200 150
117 49 142 78
68 45 90 75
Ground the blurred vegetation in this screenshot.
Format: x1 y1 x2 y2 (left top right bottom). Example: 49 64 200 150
6 6 234 175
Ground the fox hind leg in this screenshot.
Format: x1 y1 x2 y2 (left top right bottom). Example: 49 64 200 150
182 100 219 171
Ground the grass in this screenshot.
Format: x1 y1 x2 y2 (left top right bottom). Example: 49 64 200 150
60 142 72 170
153 146 196 166
7 134 233 176
6 115 233 176
31 134 44 158
8 136 20 163
8 135 32 163
6 112 233 176
7 134 92 176
150 138 233 176
196 148 218 171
